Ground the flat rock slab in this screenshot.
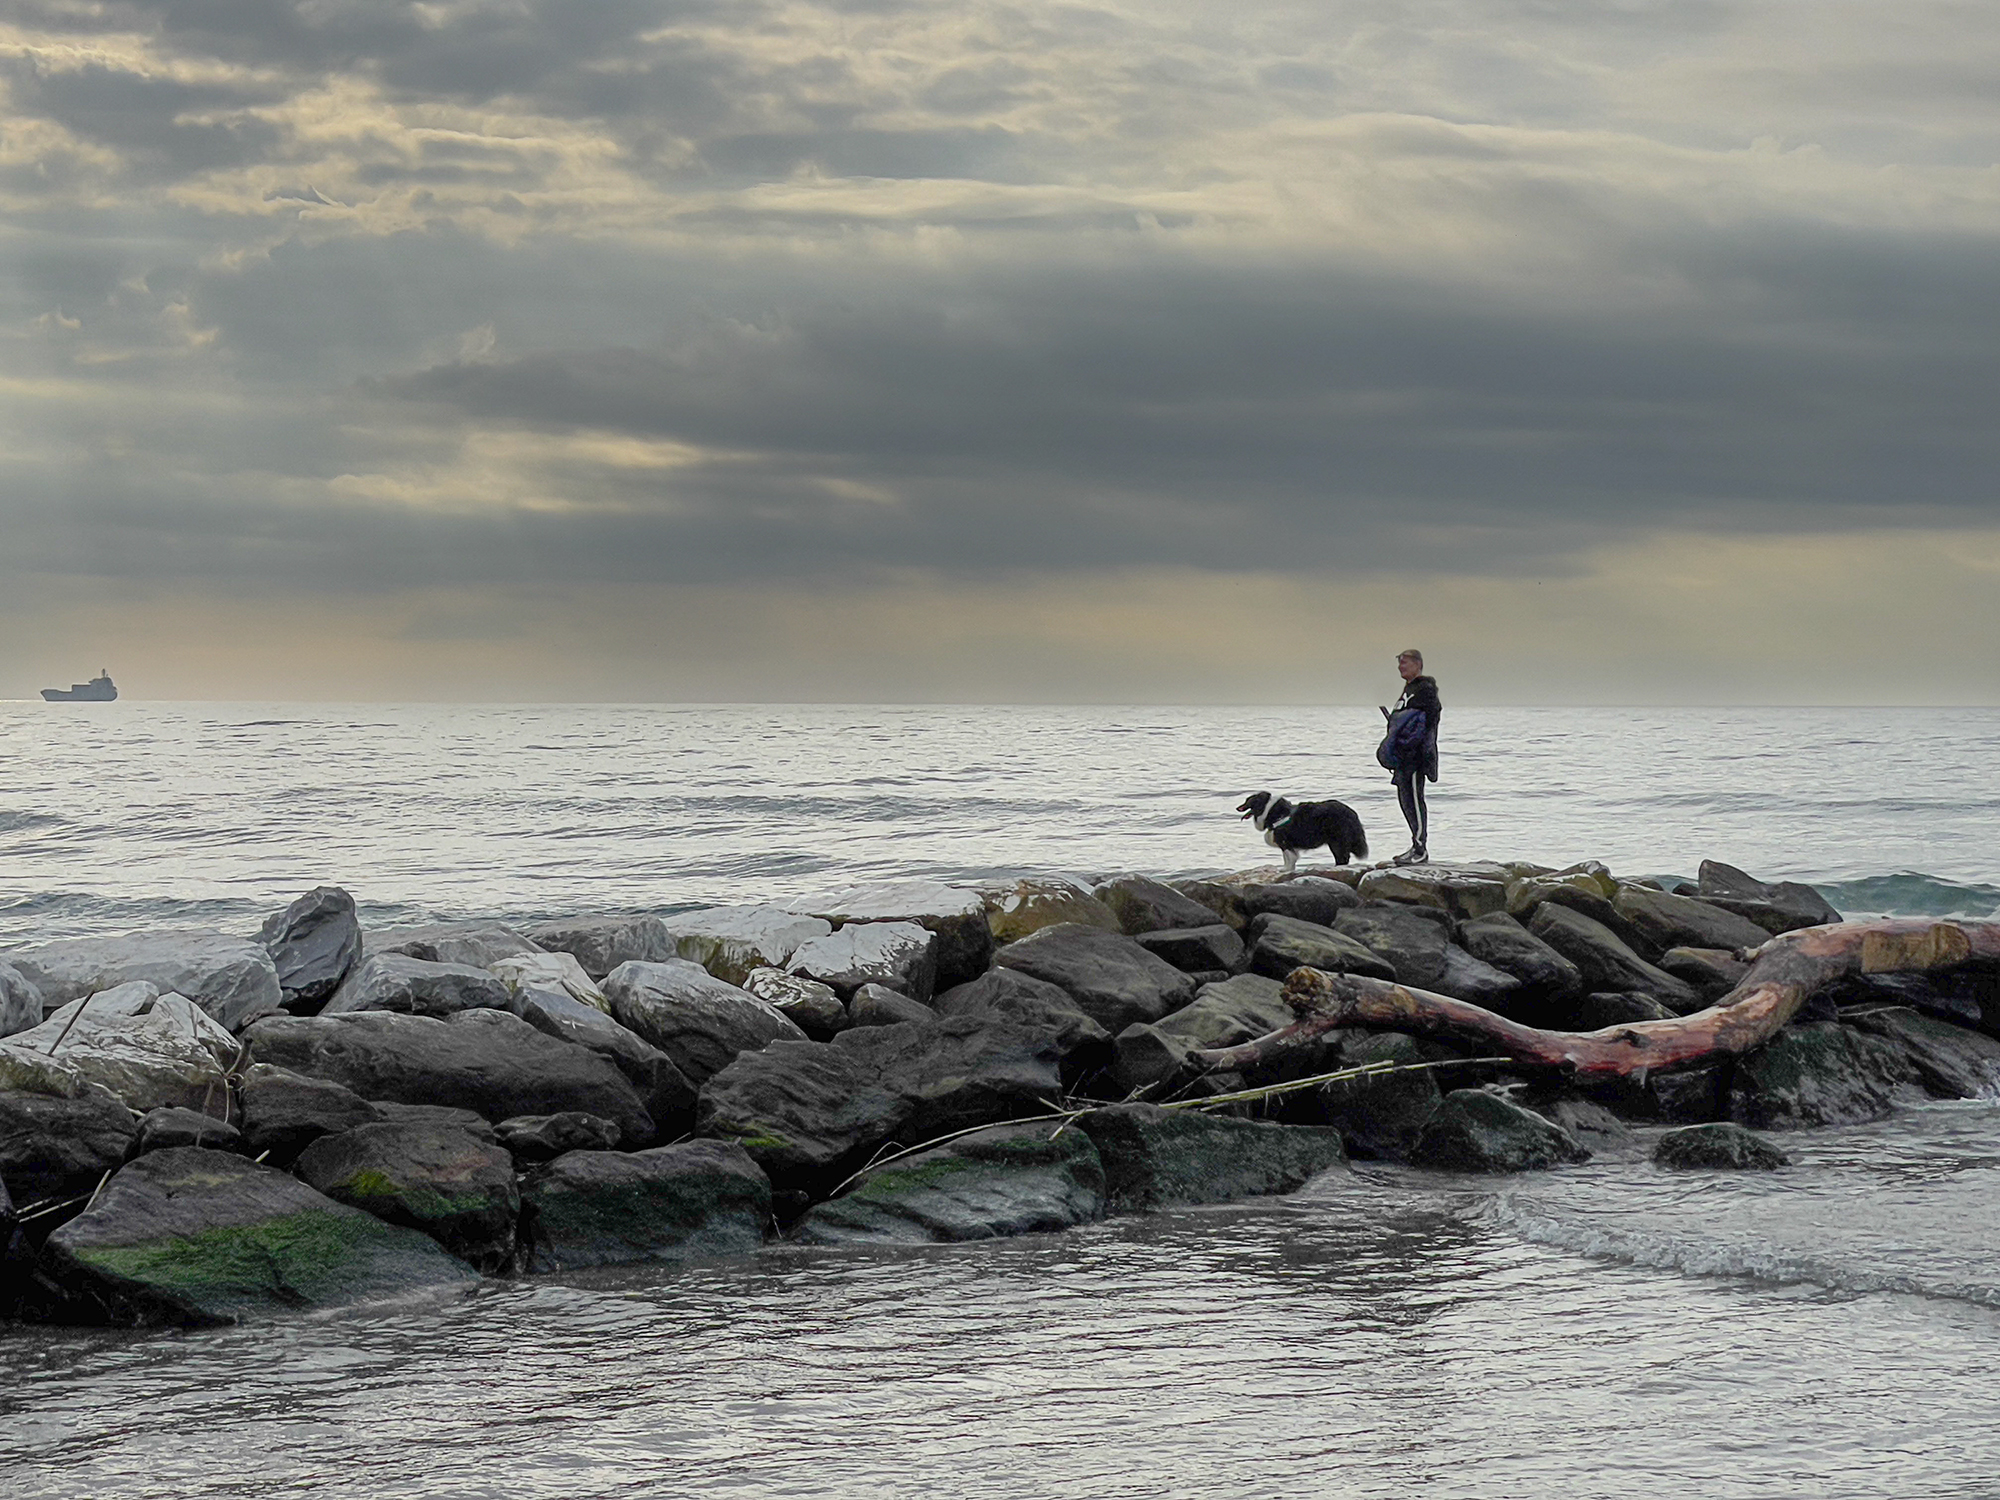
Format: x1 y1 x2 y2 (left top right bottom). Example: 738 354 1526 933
323 953 513 1019
296 1122 519 1273
848 984 934 1028
663 907 832 986
993 922 1194 1034
489 952 609 1012
1695 861 1842 935
0 1083 137 1202
43 1147 477 1326
1654 1122 1790 1171
1412 1090 1591 1173
244 1009 655 1145
521 1139 770 1272
256 886 362 1008
1431 945 1524 1010
790 1123 1106 1246
523 915 676 980
1235 879 1360 928
4 929 282 1032
1076 1102 1346 1211
802 880 992 988
1357 867 1509 920
603 959 806 1085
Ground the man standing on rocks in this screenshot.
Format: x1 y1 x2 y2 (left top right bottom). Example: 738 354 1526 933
1379 649 1441 865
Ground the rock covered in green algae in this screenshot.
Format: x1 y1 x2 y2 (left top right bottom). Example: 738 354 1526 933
43 1147 477 1326
789 1121 1106 1246
520 1139 770 1271
295 1121 520 1273
1073 1102 1346 1212
1654 1122 1789 1171
1411 1089 1591 1173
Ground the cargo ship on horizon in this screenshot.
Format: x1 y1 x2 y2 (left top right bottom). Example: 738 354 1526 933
41 670 118 702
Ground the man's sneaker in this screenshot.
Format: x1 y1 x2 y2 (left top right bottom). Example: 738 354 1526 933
1391 844 1429 866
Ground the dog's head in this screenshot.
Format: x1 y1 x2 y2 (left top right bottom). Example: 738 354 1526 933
1236 791 1272 822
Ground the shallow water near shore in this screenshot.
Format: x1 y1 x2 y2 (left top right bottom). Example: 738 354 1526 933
6 1101 2000 1499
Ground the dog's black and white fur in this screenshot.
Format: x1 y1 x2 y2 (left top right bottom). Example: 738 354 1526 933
1236 791 1368 875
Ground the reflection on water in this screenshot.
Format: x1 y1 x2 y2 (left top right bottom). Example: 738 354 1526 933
8 1110 2000 1499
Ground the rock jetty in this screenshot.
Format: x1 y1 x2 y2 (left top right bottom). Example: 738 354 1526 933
2 860 1994 1327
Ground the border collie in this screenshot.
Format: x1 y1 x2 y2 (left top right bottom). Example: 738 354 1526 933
1236 791 1368 875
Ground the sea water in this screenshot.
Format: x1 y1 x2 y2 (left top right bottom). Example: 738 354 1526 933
2 703 1997 1498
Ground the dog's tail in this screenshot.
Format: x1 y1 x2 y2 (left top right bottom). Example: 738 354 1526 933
1344 805 1369 859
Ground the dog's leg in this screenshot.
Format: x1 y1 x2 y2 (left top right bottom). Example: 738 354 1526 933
1282 848 1298 877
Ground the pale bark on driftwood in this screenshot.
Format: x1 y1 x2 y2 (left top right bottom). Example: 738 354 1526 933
1195 918 2000 1081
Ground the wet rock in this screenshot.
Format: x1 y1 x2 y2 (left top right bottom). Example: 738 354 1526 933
495 1111 623 1161
1134 924 1246 975
1611 885 1772 955
244 1010 656 1145
43 1147 476 1325
664 907 832 986
237 1064 384 1164
1454 913 1585 1016
1507 880 1653 955
488 951 609 1012
367 921 543 969
0 1082 138 1202
802 880 993 988
1431 946 1524 1010
980 878 1121 945
1156 973 1293 1050
832 1016 1066 1142
1568 991 1677 1029
1842 1007 2000 1100
1525 1094 1635 1155
0 960 42 1039
1235 879 1359 928
1167 880 1251 931
602 959 805 1086
993 923 1195 1034
295 1122 520 1273
1654 1122 1790 1171
695 1039 909 1188
1246 915 1394 984
5 929 282 1033
1527 905 1701 1013
255 886 362 1010
1411 1089 1591 1172
135 1106 241 1155
1357 866 1509 920
931 969 1111 1069
1658 946 1748 1003
522 915 676 980
520 1139 770 1272
1333 906 1451 987
3 983 238 1113
848 984 935 1029
322 953 513 1019
1729 1022 1917 1129
742 967 848 1040
787 922 939 1003
1092 875 1222 936
1109 1023 1195 1094
790 1122 1105 1246
1696 861 1842 935
371 1102 497 1141
1075 1102 1347 1211
1306 1032 1444 1159
502 983 696 1135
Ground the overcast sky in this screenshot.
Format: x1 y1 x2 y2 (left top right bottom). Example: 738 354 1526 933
4 0 1997 702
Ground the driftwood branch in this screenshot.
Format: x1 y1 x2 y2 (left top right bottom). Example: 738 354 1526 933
1195 918 2000 1080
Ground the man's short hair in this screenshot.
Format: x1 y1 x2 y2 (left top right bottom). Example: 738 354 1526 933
1398 648 1423 666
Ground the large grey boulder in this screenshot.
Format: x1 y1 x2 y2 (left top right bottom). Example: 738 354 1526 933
931 968 1111 1068
5 929 282 1032
1357 865 1509 920
993 923 1195 1034
602 959 806 1085
1091 875 1223 936
0 960 45 1039
366 921 542 969
322 953 513 1019
1728 1022 1917 1129
1411 1090 1591 1172
520 1139 770 1272
833 1016 1066 1142
522 914 676 979
981 878 1121 944
1611 885 1772 955
1305 1032 1443 1160
1695 861 1842 935
244 1009 656 1145
1134 925 1245 975
296 1122 520 1273
1235 878 1360 928
1332 906 1451 987
1455 912 1584 1016
741 967 848 1040
787 922 939 1003
663 907 831 986
0 1081 137 1201
502 983 696 1134
1155 974 1292 1050
255 887 362 1009
802 880 993 988
1075 1103 1346 1211
237 1064 384 1164
1246 915 1395 984
790 1122 1105 1246
2 982 238 1113
1528 904 1701 1013
42 1148 476 1326
1838 1007 2000 1101
1655 1122 1789 1171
